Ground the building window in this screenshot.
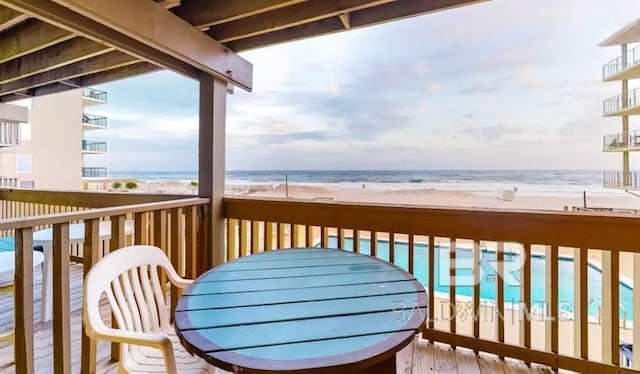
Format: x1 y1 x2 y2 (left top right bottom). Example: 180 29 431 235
20 123 31 141
19 180 34 189
17 154 31 173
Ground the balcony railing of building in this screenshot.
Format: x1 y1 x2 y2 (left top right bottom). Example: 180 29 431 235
81 114 107 128
603 130 640 151
603 44 640 80
0 121 20 146
603 87 640 115
82 167 107 178
82 88 107 102
0 177 18 188
603 170 640 190
5 191 640 373
81 140 107 153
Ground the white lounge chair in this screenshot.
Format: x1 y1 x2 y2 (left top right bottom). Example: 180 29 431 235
0 250 45 343
83 245 215 374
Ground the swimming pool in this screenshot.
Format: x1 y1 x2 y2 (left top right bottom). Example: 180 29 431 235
323 237 634 321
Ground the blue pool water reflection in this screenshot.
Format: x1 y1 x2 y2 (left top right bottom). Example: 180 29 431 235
324 237 633 321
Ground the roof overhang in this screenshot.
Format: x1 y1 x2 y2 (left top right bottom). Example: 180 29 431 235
0 0 489 102
600 18 640 47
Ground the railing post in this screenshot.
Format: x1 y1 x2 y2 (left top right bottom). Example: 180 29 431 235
109 215 126 362
14 227 34 374
53 223 71 374
81 219 99 374
574 248 588 361
170 207 184 320
601 250 619 365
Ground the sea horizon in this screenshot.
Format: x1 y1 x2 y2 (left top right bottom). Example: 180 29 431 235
105 169 624 197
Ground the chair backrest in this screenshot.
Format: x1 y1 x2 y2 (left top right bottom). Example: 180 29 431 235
84 245 179 340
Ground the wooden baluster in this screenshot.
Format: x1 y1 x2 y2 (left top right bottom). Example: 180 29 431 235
473 240 481 350
338 228 345 250
134 212 148 245
265 222 274 251
574 247 588 361
408 234 414 274
371 232 378 257
449 238 456 338
81 219 99 374
306 225 313 247
152 210 168 284
110 215 126 361
496 242 505 360
278 223 286 249
321 226 328 248
184 206 197 279
389 233 395 263
601 250 620 365
239 220 248 257
428 236 435 330
170 207 184 320
545 245 559 368
520 243 532 366
14 227 34 374
289 224 294 248
227 219 237 261
251 221 260 254
634 253 640 369
53 223 71 374
354 230 360 254
292 224 300 248
196 205 209 274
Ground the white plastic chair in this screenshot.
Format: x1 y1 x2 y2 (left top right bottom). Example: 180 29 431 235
83 245 215 374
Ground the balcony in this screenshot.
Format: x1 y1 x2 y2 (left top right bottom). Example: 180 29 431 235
0 121 20 147
603 44 640 81
603 130 640 151
82 87 107 106
82 167 107 178
604 170 640 190
0 177 18 187
81 113 107 129
81 140 107 154
603 87 640 116
0 190 638 373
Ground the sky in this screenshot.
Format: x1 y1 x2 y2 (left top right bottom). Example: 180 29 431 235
87 0 640 171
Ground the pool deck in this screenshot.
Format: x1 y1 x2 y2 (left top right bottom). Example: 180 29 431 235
0 263 556 374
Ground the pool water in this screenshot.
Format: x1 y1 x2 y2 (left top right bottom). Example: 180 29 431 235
324 237 634 321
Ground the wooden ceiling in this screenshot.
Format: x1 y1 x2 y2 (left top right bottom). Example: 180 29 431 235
0 0 486 102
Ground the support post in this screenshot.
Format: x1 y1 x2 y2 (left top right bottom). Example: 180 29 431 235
199 74 227 268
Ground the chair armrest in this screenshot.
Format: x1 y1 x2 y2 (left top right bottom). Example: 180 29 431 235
92 324 171 351
164 267 193 289
91 325 178 370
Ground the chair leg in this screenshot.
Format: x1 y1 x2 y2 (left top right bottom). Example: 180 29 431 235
0 284 14 344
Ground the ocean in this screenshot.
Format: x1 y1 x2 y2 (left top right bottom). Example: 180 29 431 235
107 169 622 197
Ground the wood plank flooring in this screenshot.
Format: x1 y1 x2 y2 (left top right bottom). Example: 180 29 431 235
0 263 552 374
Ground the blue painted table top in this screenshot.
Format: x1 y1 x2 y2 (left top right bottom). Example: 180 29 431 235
175 248 427 373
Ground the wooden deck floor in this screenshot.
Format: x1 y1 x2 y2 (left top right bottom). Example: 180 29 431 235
0 264 551 374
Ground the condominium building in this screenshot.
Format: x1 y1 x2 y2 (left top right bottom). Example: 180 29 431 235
0 87 108 190
601 19 640 190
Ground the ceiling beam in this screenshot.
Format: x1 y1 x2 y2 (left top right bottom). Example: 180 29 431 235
0 37 114 84
0 5 27 31
207 0 390 43
0 62 159 101
0 18 74 64
348 0 486 27
41 0 252 90
0 50 138 95
175 0 305 28
229 0 486 51
339 13 351 29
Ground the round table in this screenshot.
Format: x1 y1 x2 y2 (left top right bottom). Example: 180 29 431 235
175 248 427 373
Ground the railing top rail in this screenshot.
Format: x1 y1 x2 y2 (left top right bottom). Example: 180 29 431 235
0 187 195 208
0 197 209 231
82 113 106 120
224 196 640 251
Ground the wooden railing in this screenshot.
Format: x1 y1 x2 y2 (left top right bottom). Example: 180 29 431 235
7 196 209 374
224 196 640 374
